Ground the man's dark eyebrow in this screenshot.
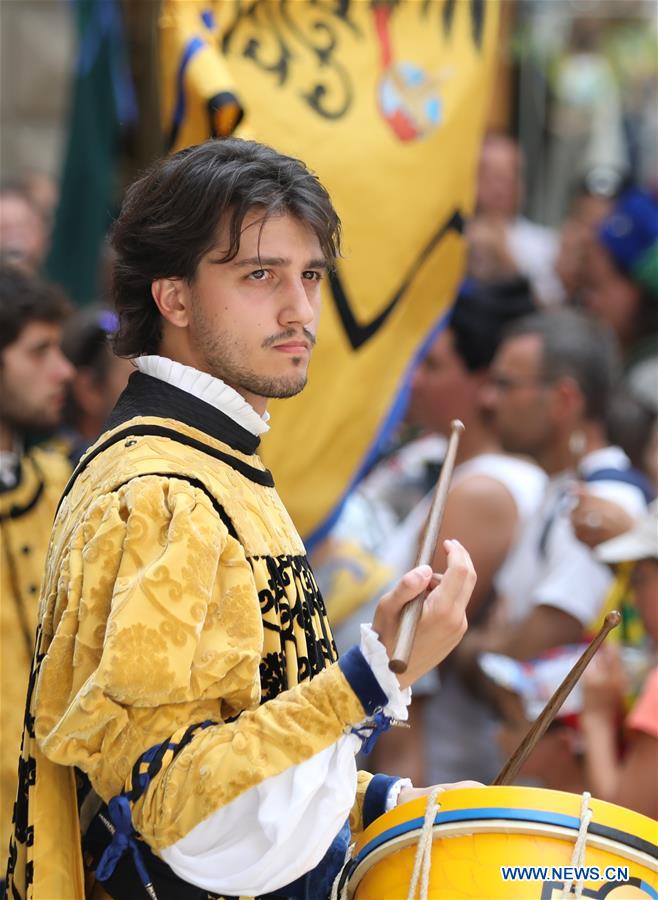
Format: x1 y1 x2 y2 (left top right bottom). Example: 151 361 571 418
231 256 329 269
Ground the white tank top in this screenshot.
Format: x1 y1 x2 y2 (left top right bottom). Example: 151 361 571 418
382 452 546 593
453 453 547 607
452 453 546 521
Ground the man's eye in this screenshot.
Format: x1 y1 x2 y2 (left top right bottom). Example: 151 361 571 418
302 270 322 282
248 269 269 280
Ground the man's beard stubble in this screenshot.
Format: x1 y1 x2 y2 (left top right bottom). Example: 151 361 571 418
0 378 60 435
193 322 314 400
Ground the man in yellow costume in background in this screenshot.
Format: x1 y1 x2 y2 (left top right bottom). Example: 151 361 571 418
6 139 476 899
0 265 73 862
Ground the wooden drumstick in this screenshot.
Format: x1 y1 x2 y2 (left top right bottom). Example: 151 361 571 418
389 419 465 674
493 611 621 786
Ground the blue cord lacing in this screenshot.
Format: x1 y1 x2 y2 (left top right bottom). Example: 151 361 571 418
94 719 216 895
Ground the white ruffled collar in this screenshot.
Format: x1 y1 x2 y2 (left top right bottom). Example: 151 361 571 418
134 356 270 437
0 436 22 490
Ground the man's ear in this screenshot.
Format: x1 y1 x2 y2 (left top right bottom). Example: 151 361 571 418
151 278 190 329
471 368 491 413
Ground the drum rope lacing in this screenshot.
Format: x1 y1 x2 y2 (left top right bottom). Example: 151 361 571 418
406 787 442 900
329 788 444 900
561 791 593 900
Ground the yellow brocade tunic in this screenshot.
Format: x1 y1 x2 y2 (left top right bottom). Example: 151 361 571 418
6 374 376 899
0 446 70 857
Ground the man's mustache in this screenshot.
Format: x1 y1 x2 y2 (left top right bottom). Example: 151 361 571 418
262 328 317 349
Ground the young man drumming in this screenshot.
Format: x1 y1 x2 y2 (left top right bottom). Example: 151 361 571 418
7 139 476 900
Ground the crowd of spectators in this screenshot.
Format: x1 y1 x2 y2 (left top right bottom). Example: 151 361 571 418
313 132 658 815
0 128 657 853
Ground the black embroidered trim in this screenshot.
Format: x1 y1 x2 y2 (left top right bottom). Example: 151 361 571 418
0 453 45 521
56 425 274 515
0 521 34 659
254 554 338 700
0 480 44 521
6 624 44 893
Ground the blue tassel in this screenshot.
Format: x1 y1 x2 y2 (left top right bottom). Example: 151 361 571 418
351 710 393 754
95 795 152 891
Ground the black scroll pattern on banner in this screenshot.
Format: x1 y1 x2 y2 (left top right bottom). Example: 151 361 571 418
222 0 487 122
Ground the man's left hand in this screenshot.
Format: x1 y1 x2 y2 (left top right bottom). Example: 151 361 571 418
397 781 483 806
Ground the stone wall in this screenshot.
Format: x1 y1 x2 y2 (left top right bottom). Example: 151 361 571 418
0 1 74 179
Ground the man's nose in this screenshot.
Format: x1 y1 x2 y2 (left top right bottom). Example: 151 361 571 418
279 279 315 327
54 349 76 384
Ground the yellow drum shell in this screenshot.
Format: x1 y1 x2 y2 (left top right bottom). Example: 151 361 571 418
349 786 658 899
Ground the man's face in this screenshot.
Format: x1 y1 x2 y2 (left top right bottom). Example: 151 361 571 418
181 211 326 412
582 241 641 344
0 193 48 274
0 321 75 432
483 334 555 458
408 329 480 434
476 138 522 219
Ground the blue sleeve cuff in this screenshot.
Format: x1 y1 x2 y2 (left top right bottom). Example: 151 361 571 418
338 645 388 716
363 774 401 829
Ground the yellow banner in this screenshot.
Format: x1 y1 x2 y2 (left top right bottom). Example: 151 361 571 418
160 0 499 543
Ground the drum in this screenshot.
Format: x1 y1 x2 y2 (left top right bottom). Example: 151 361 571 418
345 786 658 899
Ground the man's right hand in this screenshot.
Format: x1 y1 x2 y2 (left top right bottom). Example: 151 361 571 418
372 539 476 690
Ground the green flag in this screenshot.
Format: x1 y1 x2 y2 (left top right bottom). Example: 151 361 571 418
46 0 136 305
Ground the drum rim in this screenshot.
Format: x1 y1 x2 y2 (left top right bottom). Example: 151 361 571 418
346 818 658 900
354 806 658 869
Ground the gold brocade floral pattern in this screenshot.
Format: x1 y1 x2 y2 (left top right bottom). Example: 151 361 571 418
7 420 373 899
103 624 177 698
